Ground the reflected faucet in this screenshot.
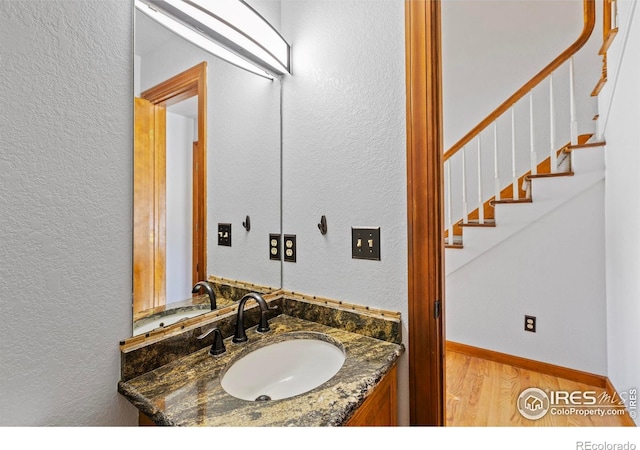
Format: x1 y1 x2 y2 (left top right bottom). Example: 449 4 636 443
192 281 217 310
232 293 271 343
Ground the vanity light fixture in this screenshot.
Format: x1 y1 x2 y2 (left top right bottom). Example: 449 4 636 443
136 0 291 78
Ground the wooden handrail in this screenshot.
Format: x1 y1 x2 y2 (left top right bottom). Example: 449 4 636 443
443 0 595 161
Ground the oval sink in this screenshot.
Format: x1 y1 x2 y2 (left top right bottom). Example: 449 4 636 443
220 333 345 401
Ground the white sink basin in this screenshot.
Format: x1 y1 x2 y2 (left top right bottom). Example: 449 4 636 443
221 333 345 401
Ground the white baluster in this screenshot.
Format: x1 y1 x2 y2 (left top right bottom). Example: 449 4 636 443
529 92 537 175
550 73 557 173
446 160 453 245
511 108 519 200
462 146 468 224
493 122 500 201
569 56 578 146
477 137 484 224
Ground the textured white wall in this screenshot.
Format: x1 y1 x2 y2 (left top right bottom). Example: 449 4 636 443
447 181 608 375
600 0 640 425
280 0 408 425
0 0 137 425
136 11 282 290
165 111 195 304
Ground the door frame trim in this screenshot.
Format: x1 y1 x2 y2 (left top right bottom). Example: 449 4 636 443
405 0 445 425
140 61 208 302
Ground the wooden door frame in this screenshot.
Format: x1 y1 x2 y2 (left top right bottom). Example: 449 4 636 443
405 0 445 426
192 141 205 285
133 97 166 314
139 61 208 304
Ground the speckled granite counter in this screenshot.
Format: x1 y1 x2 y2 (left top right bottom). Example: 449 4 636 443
118 315 404 426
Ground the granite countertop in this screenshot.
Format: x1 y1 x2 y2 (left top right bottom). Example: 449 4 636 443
118 314 404 426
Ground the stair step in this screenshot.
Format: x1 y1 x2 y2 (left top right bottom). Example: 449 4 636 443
566 141 606 152
459 220 496 228
444 234 464 249
490 198 532 205
526 171 574 180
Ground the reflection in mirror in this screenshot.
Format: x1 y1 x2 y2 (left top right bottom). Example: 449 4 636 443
133 1 283 336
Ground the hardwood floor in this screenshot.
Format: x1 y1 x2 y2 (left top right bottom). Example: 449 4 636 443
446 349 635 426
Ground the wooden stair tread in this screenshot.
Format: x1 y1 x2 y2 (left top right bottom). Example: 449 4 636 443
460 221 496 228
567 141 606 151
526 171 574 180
599 27 618 55
445 243 464 249
591 77 607 97
491 198 532 205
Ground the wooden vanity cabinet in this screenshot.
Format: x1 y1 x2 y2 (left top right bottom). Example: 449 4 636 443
138 412 156 426
346 365 398 426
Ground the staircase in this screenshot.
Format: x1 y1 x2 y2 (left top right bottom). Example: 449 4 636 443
445 137 605 274
443 0 616 276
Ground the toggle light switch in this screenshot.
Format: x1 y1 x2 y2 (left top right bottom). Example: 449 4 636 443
218 223 231 246
352 227 380 260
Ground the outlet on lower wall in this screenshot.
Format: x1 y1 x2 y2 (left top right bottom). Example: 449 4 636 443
524 315 536 333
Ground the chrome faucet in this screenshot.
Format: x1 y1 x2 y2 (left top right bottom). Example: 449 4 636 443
192 281 217 310
232 293 271 343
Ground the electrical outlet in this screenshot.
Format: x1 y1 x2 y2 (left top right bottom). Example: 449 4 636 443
283 234 296 262
269 234 281 261
352 227 381 260
218 223 231 246
525 315 536 333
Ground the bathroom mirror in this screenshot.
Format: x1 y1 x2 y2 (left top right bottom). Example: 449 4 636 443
132 1 283 336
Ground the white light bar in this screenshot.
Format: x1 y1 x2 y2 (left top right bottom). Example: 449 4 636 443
186 0 290 74
135 0 275 79
138 0 291 77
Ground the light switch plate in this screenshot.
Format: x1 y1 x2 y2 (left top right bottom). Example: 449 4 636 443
352 227 380 260
218 223 231 246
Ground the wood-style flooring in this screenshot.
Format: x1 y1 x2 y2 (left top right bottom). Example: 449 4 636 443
446 349 635 426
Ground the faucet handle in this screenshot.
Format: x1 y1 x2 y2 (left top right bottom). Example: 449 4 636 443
197 327 226 356
197 326 217 340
